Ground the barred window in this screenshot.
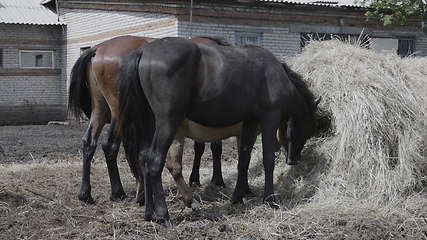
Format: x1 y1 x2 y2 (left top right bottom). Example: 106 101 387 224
397 38 415 57
235 32 262 46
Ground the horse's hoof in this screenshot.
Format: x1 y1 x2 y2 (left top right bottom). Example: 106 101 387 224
183 198 193 208
144 211 154 221
265 201 280 209
189 173 201 187
137 197 145 206
161 219 175 228
191 198 201 209
244 188 256 198
211 178 226 188
189 181 201 187
263 196 280 209
231 194 244 205
110 190 127 202
136 190 145 206
78 192 95 204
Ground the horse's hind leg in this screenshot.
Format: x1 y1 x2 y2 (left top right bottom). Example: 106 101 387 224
79 114 106 204
102 119 126 201
166 133 193 208
211 141 225 188
189 141 205 187
144 119 181 222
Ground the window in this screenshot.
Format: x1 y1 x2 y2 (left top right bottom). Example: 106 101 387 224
397 38 415 57
301 32 370 48
235 32 262 46
20 50 54 68
371 38 398 55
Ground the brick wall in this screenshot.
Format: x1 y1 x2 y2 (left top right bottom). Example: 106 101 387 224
0 24 66 125
178 21 300 59
60 8 178 90
178 20 427 60
416 36 427 56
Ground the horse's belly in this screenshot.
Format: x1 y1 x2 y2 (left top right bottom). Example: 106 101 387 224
180 119 242 142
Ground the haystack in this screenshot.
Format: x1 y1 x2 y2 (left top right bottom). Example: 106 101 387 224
277 40 427 209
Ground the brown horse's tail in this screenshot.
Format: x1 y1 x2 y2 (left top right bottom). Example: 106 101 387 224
68 48 97 119
119 48 154 173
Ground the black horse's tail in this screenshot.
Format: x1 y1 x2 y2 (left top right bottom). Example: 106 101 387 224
68 48 97 119
119 48 154 176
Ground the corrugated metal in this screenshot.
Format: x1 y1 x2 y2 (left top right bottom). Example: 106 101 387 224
0 0 65 25
257 0 366 8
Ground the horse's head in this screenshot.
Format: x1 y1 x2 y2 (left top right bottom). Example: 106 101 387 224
279 97 321 165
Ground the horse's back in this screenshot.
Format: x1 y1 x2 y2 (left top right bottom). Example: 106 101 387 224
187 43 291 126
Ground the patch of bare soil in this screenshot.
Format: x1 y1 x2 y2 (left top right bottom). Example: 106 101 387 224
0 125 426 239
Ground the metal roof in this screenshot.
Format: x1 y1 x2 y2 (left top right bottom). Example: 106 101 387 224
257 0 366 8
0 0 65 25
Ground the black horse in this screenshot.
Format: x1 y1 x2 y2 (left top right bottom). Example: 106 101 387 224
119 37 319 222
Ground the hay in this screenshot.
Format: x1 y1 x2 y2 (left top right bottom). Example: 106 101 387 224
286 40 427 208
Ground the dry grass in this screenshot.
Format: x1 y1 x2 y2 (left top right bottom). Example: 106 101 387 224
281 39 426 238
1 40 426 239
288 40 426 207
0 155 425 239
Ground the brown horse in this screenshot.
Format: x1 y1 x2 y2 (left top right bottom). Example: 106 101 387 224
68 35 238 206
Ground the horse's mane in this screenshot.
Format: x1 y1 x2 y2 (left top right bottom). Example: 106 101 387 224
281 62 316 112
196 36 231 46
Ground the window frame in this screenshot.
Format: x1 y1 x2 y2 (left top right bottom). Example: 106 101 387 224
235 32 263 46
397 37 416 57
19 49 55 69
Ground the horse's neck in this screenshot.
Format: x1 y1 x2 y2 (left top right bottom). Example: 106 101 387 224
288 90 310 122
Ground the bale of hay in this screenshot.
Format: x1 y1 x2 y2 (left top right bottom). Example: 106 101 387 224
282 40 427 207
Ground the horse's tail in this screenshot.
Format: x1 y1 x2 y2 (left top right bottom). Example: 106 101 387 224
119 48 153 175
68 48 97 119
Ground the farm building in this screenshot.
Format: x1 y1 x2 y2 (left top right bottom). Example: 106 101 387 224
0 0 426 125
0 0 66 125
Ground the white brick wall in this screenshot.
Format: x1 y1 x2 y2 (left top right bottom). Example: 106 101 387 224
178 22 300 60
60 8 178 89
0 76 64 106
62 8 176 40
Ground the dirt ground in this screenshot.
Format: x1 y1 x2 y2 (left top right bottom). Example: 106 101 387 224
0 124 426 239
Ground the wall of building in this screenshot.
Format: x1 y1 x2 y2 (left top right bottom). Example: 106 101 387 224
0 24 65 125
415 36 427 56
178 20 427 62
178 21 300 60
60 7 179 91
